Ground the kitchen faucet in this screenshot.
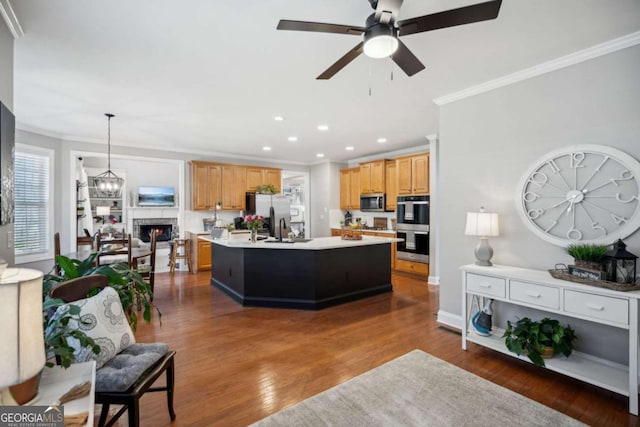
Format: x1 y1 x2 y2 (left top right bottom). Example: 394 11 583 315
279 218 287 242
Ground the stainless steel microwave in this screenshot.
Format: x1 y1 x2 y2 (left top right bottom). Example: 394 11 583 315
360 193 386 212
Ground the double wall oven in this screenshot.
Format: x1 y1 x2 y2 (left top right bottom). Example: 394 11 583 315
396 195 429 263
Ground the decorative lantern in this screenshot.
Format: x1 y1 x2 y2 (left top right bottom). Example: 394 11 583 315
603 239 638 284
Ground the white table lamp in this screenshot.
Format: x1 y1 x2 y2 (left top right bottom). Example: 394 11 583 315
0 267 46 405
465 207 500 266
96 206 110 224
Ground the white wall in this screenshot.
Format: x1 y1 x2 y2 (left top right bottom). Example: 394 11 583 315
437 45 640 363
309 162 343 237
0 20 13 265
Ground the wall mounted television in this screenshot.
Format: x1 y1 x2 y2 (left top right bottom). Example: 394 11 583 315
138 186 175 207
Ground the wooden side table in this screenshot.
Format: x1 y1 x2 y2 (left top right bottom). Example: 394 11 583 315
38 361 96 426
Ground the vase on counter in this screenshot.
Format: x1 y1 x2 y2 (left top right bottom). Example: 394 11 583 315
250 229 257 243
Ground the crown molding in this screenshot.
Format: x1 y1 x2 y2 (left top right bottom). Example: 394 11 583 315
0 0 23 39
433 31 640 107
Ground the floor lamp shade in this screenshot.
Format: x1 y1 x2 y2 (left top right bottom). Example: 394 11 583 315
0 268 45 391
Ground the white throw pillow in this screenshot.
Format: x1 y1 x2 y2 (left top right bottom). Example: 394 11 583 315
55 286 136 369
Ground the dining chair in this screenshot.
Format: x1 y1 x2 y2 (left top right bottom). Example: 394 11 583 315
49 275 176 427
54 232 61 275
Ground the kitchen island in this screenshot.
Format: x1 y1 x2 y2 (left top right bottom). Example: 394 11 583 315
202 235 399 309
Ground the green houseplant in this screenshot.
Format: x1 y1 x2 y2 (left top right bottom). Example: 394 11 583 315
42 252 162 367
503 317 577 367
255 184 277 194
567 243 608 270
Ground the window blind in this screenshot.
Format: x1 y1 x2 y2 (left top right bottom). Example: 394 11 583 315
14 151 50 256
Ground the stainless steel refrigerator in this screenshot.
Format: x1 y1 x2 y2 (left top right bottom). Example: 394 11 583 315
246 193 291 239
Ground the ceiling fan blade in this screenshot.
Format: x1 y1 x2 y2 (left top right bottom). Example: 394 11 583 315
317 42 365 80
397 0 502 36
374 0 404 24
391 40 425 77
277 20 365 35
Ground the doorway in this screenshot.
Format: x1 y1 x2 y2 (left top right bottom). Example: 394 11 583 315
282 171 310 238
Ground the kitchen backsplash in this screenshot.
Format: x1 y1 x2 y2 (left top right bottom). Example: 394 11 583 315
330 209 396 230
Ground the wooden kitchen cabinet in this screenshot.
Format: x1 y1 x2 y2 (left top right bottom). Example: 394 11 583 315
385 160 397 211
190 161 221 211
221 165 247 210
397 153 429 195
360 160 386 194
340 167 360 210
188 232 211 272
246 167 282 193
396 259 429 277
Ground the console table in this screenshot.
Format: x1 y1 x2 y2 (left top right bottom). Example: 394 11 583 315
461 264 640 415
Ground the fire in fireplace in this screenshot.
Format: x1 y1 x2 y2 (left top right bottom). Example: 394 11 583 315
140 224 173 242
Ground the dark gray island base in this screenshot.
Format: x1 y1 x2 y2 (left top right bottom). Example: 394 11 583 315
208 236 394 310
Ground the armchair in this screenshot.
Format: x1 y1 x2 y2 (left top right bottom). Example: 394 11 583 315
50 275 176 427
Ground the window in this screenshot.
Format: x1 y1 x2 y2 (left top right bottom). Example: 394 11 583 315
14 144 54 263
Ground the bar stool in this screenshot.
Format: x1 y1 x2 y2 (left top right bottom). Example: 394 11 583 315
169 239 193 273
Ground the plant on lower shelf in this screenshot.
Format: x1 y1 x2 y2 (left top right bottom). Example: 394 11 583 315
567 243 608 270
502 317 577 367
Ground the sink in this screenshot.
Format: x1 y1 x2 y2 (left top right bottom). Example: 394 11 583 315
292 238 313 243
264 240 295 244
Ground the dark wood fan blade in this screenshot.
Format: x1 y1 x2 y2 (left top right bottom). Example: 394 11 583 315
277 20 365 35
317 42 365 80
397 0 502 36
391 40 425 76
374 0 404 24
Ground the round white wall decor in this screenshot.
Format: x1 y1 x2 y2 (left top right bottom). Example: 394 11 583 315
516 144 640 247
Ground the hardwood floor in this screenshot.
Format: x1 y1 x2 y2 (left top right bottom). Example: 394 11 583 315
133 271 639 426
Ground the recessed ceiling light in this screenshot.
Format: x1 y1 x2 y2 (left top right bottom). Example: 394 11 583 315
345 146 355 151
274 116 284 121
377 138 387 143
288 136 298 142
316 153 325 158
263 146 272 151
317 125 329 131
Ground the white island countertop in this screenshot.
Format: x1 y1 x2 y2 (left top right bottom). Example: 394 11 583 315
200 235 401 250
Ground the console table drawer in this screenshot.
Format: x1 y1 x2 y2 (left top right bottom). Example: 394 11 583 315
564 290 629 325
466 273 505 298
510 280 559 309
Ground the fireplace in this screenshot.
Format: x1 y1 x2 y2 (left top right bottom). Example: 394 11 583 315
140 224 172 242
132 218 177 243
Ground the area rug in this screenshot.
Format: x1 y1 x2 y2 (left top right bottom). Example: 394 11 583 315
251 350 585 427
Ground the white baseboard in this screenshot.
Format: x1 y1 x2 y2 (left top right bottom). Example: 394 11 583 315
436 310 462 330
428 276 440 285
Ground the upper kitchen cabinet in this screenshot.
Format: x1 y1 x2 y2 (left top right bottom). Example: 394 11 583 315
397 153 429 195
246 167 282 193
191 161 221 211
385 160 397 211
222 165 247 210
360 160 386 194
340 167 360 210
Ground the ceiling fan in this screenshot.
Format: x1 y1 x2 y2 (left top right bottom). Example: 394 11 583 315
277 0 502 80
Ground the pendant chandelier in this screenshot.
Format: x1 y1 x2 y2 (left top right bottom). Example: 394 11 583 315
93 113 123 197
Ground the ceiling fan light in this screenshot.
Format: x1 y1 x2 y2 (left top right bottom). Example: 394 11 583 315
363 24 398 58
364 35 398 58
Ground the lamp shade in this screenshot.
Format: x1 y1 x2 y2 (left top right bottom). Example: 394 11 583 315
465 211 500 237
96 206 110 216
0 268 45 389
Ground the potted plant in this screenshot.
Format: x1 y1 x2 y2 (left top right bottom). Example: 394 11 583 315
45 252 161 332
567 243 609 271
255 184 277 194
503 317 577 367
43 296 100 368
